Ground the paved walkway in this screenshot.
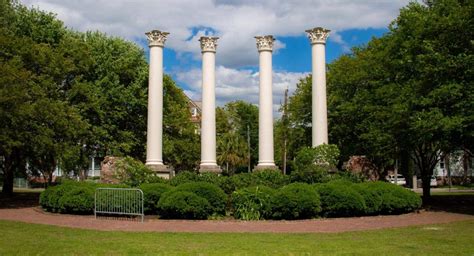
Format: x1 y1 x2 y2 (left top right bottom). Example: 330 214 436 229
0 207 472 233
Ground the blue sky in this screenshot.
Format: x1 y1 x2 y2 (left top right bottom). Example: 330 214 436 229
22 0 409 111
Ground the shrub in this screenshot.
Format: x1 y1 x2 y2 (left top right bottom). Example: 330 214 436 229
157 191 211 219
314 182 366 217
364 182 422 214
271 183 321 220
40 181 130 214
353 183 383 215
175 182 227 215
252 170 290 189
139 183 173 214
290 165 331 184
232 186 276 220
114 157 154 186
169 171 201 186
294 144 340 170
40 182 96 214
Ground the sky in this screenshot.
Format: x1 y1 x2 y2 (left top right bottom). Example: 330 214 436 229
21 0 411 115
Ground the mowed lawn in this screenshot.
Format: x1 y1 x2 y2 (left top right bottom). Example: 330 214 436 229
1 220 473 255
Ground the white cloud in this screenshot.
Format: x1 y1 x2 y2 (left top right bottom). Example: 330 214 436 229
177 65 307 116
22 0 410 68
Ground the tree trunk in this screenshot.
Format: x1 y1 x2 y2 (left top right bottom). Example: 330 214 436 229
421 174 431 202
2 160 14 194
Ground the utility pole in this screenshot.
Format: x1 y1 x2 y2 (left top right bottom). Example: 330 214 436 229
281 87 289 175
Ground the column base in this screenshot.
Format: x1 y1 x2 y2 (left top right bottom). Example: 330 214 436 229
253 164 280 172
199 164 222 174
146 164 173 179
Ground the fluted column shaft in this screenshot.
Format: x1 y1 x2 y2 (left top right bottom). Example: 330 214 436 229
199 37 221 173
306 27 330 147
145 30 169 166
255 35 276 169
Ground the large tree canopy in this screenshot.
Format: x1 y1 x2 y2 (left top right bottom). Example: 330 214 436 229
0 0 197 193
287 0 473 199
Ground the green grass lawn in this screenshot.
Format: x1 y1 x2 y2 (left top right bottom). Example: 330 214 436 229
1 220 473 255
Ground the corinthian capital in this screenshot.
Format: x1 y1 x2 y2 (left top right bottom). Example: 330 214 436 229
199 36 219 53
255 35 275 52
145 30 169 47
305 27 330 44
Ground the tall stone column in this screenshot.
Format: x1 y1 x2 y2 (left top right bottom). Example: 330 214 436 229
255 35 278 170
199 36 221 173
145 29 170 178
306 27 330 147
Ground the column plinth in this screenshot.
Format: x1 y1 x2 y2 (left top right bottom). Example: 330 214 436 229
199 36 222 174
254 35 278 171
306 27 330 147
145 29 171 178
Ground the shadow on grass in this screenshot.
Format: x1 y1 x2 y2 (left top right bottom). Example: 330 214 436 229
0 191 41 209
424 193 474 215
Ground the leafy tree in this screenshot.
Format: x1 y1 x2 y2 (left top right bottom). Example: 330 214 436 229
216 101 258 173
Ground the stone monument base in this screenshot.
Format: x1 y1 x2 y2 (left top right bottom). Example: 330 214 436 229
147 164 172 179
199 164 222 174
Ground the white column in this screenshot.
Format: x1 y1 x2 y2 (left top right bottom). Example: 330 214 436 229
255 35 277 170
306 27 330 147
199 37 221 173
145 30 169 175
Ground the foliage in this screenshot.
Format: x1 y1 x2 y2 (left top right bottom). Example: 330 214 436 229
174 182 228 215
169 171 201 186
216 101 258 173
271 183 321 220
157 191 212 219
40 181 128 214
353 183 383 215
364 182 422 214
232 186 276 220
114 157 154 187
314 182 366 217
139 183 173 214
230 170 290 190
290 165 331 184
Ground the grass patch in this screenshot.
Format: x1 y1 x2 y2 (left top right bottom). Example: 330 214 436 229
0 220 473 255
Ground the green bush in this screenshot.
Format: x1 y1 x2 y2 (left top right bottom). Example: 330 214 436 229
271 183 321 220
157 191 212 219
169 171 201 186
364 182 422 214
114 156 154 186
40 182 95 214
290 165 331 184
139 183 173 214
175 182 227 215
314 182 366 217
232 186 276 220
40 181 130 214
353 183 383 215
230 170 290 191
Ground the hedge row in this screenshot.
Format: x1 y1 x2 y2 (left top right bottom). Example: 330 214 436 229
231 181 421 220
40 180 421 220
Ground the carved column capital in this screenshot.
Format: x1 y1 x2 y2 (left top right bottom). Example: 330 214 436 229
199 36 219 53
305 27 330 44
255 35 275 52
145 30 169 47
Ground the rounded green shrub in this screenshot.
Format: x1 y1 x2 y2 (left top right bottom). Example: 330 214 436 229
139 183 173 214
365 181 422 214
169 171 201 186
353 183 383 215
157 191 212 219
314 182 366 217
40 182 96 214
271 183 321 220
232 185 276 220
175 182 227 215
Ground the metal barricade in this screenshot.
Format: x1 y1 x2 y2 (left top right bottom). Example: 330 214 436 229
94 188 144 222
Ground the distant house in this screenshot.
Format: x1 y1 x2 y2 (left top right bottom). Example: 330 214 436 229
185 94 202 134
433 150 473 184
